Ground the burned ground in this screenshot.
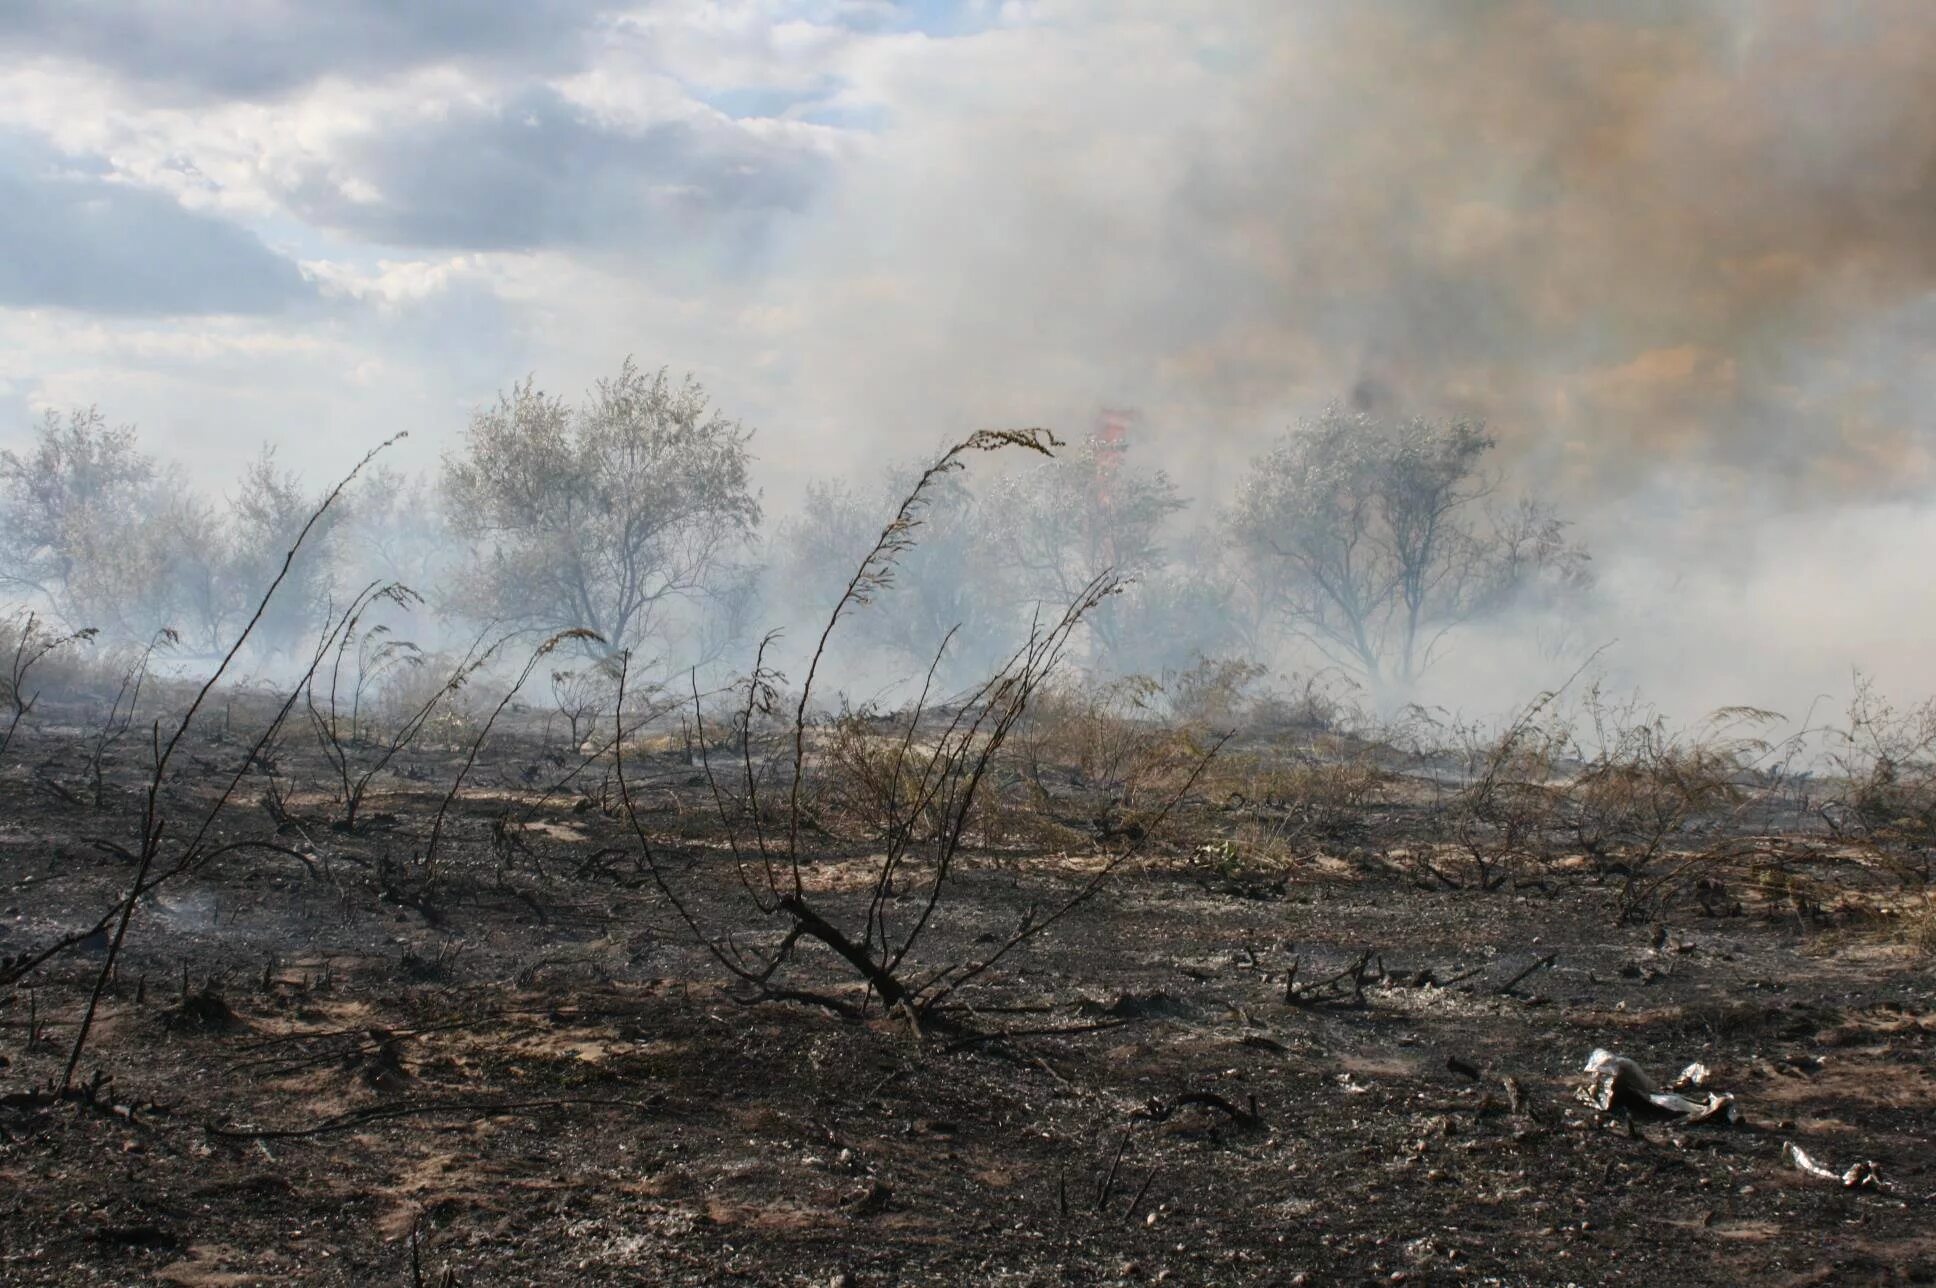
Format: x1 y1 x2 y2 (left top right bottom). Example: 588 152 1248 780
1 708 1932 1286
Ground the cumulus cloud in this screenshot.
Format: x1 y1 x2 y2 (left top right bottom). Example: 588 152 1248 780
0 0 613 99
0 138 311 315
274 85 832 254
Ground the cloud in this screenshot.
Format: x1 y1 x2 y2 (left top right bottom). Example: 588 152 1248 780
273 86 832 255
0 139 311 315
0 0 613 100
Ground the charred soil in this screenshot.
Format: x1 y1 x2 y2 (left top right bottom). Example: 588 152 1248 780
2 718 1932 1286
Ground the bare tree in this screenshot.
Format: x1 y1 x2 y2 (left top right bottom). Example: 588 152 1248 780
547 658 621 749
141 493 235 652
1232 408 1588 697
442 360 760 659
226 447 343 655
334 465 457 606
982 434 1186 670
772 468 1003 683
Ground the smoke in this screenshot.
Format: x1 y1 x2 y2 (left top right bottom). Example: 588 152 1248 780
763 1 1933 492
1219 1 1934 494
736 0 1936 720
6 0 1935 722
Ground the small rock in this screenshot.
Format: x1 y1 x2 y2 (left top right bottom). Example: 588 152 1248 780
844 1180 891 1217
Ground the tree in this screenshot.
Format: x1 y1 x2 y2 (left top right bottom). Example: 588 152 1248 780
1101 561 1255 679
981 434 1186 671
1491 495 1597 664
1232 407 1589 697
0 407 239 648
334 464 455 598
119 492 233 652
772 467 1005 684
442 360 761 659
225 447 342 655
2 407 420 654
778 436 1193 684
0 407 155 614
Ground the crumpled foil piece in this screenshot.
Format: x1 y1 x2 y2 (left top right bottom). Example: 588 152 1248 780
1579 1048 1738 1123
1782 1141 1884 1190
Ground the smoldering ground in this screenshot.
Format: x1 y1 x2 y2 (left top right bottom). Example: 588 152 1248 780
5 9 1936 1283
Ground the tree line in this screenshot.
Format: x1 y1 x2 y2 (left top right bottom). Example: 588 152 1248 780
0 360 1591 702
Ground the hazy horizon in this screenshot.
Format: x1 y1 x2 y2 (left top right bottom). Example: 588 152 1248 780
3 1 1932 720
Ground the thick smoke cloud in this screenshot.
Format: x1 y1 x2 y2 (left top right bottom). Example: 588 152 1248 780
1179 0 1936 498
770 0 1936 508
727 0 1936 720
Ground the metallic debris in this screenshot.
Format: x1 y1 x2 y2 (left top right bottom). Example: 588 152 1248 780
1579 1049 1738 1123
1781 1141 1884 1190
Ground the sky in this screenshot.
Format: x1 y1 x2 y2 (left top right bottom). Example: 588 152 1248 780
1 0 1932 714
